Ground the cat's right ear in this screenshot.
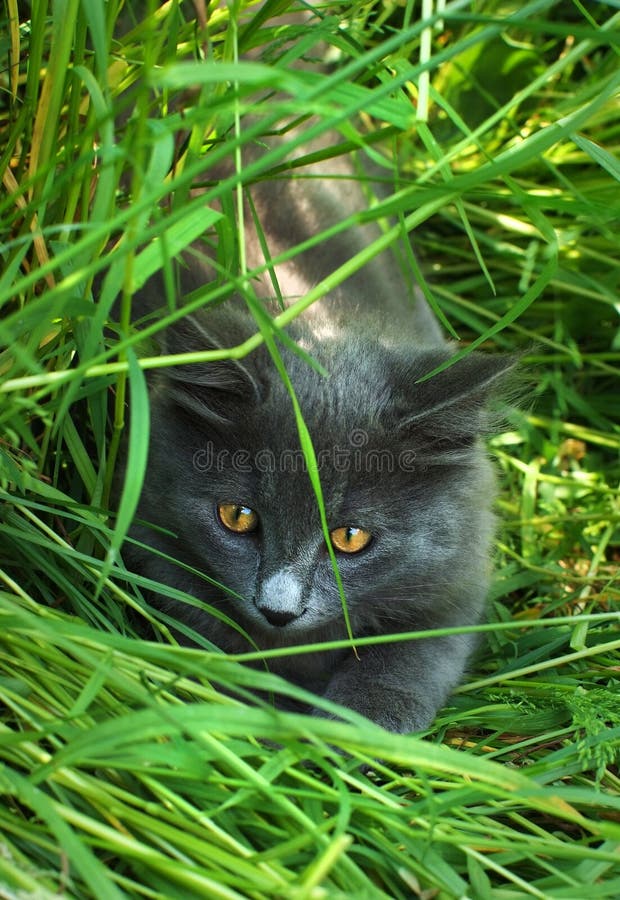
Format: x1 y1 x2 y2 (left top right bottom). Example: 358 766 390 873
394 348 520 451
158 306 263 425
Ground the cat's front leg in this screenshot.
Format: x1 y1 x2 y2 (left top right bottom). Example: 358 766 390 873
318 633 477 733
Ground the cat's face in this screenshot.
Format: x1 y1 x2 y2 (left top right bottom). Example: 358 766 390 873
139 309 508 645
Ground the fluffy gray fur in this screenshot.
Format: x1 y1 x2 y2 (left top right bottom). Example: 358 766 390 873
126 135 512 733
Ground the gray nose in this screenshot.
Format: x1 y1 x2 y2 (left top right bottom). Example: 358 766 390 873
255 569 306 627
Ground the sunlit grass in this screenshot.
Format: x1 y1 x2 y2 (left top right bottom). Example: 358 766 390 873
1 0 619 896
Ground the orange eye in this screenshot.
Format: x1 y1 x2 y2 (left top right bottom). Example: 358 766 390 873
330 526 372 554
218 503 259 534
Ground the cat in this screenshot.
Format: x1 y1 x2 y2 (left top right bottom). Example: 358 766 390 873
124 128 513 733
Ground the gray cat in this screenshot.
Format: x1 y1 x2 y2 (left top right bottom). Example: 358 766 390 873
125 133 513 733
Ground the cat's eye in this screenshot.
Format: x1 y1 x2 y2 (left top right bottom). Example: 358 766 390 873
218 503 259 534
330 526 372 554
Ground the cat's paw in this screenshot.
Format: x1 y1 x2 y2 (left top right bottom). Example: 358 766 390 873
318 683 434 734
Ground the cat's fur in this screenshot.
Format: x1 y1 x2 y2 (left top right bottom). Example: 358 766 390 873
126 133 512 733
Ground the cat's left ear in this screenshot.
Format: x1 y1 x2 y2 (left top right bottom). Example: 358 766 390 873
159 304 264 424
398 350 519 446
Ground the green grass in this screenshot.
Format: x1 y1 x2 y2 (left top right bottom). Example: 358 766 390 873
1 0 619 896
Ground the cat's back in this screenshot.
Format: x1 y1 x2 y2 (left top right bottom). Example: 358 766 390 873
186 125 446 350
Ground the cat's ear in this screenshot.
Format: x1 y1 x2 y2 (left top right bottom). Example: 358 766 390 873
160 305 263 424
397 350 518 449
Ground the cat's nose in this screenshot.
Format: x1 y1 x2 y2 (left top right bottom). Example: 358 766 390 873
259 607 302 628
255 569 306 627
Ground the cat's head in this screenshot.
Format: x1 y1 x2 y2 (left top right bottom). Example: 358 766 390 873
140 302 515 644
